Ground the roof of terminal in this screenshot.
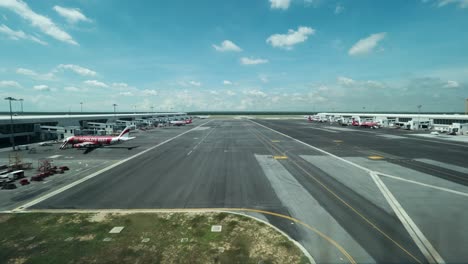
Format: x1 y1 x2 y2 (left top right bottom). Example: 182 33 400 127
0 112 186 121
319 113 468 119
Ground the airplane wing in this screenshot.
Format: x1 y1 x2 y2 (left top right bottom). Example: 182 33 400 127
73 142 100 148
120 137 136 141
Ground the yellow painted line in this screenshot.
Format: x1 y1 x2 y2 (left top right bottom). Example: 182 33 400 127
248 123 422 264
271 140 281 143
273 155 288 160
368 156 384 160
333 140 343 143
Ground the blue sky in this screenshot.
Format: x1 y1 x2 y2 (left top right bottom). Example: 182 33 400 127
0 0 467 112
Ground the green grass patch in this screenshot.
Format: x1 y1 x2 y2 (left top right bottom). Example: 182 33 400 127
0 212 309 264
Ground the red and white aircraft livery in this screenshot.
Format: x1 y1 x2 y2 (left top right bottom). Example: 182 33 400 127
352 119 380 128
170 118 192 126
60 127 135 149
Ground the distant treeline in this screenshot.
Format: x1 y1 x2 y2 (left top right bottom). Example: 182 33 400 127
0 111 166 115
187 111 466 115
0 111 465 116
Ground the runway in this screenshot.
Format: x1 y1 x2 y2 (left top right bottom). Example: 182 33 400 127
5 118 468 263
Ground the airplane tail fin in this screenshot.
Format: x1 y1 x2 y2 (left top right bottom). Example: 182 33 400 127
118 126 132 139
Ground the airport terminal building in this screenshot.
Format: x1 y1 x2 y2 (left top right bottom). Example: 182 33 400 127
0 112 186 147
317 112 468 133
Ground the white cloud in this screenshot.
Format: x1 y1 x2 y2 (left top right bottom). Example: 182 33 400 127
141 89 158 96
0 80 21 88
16 68 54 80
317 85 329 92
212 40 242 52
240 57 269 65
444 80 460 88
435 0 468 8
84 80 108 88
337 76 386 89
119 91 133 96
226 90 236 96
337 76 356 86
16 68 38 76
209 90 219 95
335 4 344 14
112 82 129 88
33 84 49 91
270 0 291 10
189 81 201 87
223 80 232 85
259 74 269 83
304 0 321 7
64 86 80 92
244 89 267 97
0 24 47 45
0 0 77 45
57 64 97 77
177 80 202 87
266 26 315 49
348 32 386 56
365 80 385 89
53 6 91 24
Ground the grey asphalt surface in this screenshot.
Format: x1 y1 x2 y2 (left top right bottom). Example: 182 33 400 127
5 118 468 263
0 123 200 211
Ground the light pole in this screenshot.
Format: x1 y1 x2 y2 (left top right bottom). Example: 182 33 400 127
18 98 24 113
417 105 422 130
5 97 17 150
133 105 136 114
113 104 118 118
80 102 83 113
151 106 154 113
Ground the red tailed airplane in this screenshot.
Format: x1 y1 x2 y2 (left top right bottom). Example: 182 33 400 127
59 126 135 149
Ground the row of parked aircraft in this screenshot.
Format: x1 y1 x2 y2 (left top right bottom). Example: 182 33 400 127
306 115 380 128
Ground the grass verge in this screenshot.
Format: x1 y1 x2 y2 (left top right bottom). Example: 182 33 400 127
0 212 310 264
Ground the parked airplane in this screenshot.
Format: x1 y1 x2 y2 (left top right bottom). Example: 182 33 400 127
170 118 192 126
59 127 135 149
307 115 325 122
351 119 380 128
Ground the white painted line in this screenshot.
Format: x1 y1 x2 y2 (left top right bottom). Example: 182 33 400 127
186 126 216 156
377 172 468 197
411 134 468 144
307 127 338 133
325 126 376 134
377 134 407 140
13 120 213 211
255 154 364 263
324 127 356 132
250 120 446 264
405 136 468 148
415 159 468 175
370 172 445 264
47 155 62 159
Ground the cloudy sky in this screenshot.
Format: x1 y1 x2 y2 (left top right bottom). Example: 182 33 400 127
0 0 467 112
